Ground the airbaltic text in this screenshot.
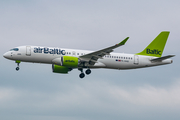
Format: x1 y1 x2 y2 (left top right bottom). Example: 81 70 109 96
34 47 66 55
146 48 161 55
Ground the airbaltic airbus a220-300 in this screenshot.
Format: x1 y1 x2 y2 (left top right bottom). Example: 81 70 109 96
3 31 175 78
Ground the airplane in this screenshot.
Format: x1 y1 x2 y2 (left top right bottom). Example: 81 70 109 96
3 31 175 78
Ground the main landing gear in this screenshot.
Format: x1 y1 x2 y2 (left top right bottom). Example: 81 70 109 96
79 72 85 78
78 68 91 78
85 69 91 75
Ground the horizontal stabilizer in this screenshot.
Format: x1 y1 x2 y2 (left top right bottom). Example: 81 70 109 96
150 55 175 62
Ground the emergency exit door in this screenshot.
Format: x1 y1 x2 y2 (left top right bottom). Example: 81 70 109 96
134 55 139 65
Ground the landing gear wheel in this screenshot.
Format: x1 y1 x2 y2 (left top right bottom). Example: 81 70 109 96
16 67 19 71
85 69 91 75
15 61 20 71
79 73 85 78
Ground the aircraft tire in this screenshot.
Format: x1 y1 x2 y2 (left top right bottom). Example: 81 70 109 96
16 67 19 71
85 69 91 75
79 73 85 78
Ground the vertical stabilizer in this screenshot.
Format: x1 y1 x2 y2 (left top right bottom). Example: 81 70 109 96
136 31 170 57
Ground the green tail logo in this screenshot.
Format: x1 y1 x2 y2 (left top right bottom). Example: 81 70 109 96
146 48 161 55
136 31 170 57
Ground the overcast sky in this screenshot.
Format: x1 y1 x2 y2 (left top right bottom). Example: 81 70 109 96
0 0 180 120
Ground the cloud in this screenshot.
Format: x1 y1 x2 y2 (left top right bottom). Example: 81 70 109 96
110 81 180 107
1 78 180 111
0 87 20 102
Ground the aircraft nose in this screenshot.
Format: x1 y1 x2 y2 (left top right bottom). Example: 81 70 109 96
3 52 10 59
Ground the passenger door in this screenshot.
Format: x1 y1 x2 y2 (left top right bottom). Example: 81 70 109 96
26 46 31 56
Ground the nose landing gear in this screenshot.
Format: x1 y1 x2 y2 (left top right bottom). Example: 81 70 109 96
15 60 21 71
16 66 19 71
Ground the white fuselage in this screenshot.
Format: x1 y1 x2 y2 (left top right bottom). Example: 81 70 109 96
3 46 172 70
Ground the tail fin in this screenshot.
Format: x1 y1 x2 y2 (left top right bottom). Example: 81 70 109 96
136 31 170 57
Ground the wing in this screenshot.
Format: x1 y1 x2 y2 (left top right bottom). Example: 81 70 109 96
79 37 129 65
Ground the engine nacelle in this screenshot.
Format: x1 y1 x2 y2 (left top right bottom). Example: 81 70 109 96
52 64 69 74
52 56 79 68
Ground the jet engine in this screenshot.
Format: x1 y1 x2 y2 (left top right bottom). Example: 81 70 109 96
52 56 79 68
52 64 69 74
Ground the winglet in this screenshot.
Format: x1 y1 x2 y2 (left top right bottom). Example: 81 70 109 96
119 37 129 45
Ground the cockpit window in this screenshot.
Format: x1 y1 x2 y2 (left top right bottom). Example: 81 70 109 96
10 48 19 51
